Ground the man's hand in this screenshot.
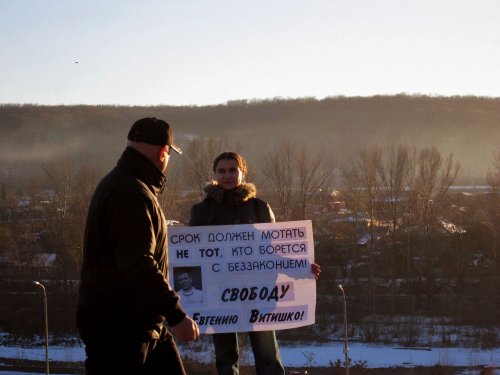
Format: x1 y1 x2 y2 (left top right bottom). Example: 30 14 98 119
171 316 200 342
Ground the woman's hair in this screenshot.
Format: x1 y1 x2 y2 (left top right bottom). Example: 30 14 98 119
212 151 248 177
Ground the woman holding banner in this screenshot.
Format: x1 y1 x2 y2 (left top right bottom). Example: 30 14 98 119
189 151 320 375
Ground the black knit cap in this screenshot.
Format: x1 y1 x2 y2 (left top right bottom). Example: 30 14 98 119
127 117 182 154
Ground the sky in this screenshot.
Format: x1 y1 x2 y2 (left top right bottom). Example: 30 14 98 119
1 0 500 106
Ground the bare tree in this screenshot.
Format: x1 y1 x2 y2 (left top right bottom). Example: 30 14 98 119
295 146 336 220
70 165 102 273
411 147 460 237
40 159 72 236
487 148 500 191
158 170 183 221
262 140 295 220
27 158 100 278
379 144 413 232
408 147 460 306
341 145 383 314
486 148 500 270
377 144 413 312
342 145 384 250
36 159 76 278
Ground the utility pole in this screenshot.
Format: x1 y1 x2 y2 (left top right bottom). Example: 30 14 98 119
33 281 49 375
338 284 349 375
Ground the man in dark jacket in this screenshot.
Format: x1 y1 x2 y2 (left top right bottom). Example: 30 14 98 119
77 117 199 374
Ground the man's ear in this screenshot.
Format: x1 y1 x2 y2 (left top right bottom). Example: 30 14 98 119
157 146 167 162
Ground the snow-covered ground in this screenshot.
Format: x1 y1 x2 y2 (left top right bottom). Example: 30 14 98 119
1 339 499 373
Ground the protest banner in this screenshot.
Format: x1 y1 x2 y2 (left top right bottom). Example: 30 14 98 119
168 220 316 334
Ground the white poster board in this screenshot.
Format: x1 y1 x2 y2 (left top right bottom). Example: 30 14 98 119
168 220 316 334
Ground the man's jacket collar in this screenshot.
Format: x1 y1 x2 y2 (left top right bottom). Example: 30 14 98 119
117 147 166 195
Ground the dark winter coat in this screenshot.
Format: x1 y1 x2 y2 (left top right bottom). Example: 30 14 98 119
189 182 275 226
77 147 186 340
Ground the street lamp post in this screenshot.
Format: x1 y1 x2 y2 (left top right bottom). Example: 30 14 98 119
338 284 349 375
33 281 49 375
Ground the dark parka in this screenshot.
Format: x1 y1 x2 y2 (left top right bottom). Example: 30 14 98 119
77 147 186 340
189 182 275 226
189 182 286 375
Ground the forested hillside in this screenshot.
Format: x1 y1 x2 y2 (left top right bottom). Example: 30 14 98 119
1 95 499 184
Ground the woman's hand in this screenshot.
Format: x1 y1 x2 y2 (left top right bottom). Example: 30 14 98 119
311 263 321 279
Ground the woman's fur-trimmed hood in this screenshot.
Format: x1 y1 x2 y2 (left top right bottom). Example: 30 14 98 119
203 181 257 203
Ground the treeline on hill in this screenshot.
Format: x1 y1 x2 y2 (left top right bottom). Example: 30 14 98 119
0 95 499 183
0 95 499 345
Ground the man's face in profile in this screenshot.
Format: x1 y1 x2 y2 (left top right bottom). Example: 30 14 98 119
178 272 193 291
